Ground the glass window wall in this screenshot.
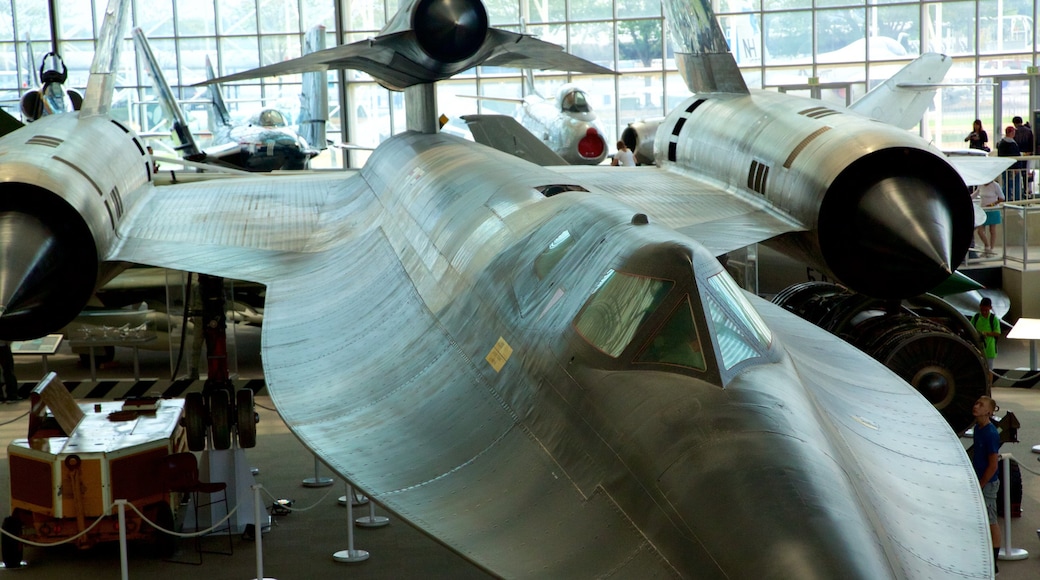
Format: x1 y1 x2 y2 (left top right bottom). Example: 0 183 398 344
0 0 1033 166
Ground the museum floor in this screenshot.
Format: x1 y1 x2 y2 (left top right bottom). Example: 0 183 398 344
4 324 1040 579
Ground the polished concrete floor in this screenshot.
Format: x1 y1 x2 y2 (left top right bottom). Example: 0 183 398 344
5 323 1040 578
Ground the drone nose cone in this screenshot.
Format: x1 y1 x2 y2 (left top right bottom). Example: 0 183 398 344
819 149 971 299
835 175 959 298
0 212 58 335
413 0 489 63
0 208 96 341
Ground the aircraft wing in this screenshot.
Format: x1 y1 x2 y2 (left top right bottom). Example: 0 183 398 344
109 165 682 577
545 165 805 256
460 114 568 166
947 155 1016 187
204 30 611 90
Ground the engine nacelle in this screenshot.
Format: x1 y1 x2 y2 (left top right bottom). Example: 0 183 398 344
621 119 662 166
0 114 153 339
773 282 987 432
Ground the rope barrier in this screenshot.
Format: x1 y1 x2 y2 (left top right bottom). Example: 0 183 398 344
1006 453 1040 477
260 483 336 513
0 498 240 549
991 370 1040 383
0 410 30 426
0 509 111 547
126 500 239 538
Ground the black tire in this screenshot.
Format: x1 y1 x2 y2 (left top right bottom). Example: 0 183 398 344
210 390 232 450
185 392 207 451
236 389 257 448
150 501 177 558
2 515 23 569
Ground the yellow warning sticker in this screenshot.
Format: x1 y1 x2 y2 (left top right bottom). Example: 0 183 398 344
485 337 513 373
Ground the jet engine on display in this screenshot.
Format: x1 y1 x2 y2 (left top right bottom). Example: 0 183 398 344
0 0 1001 577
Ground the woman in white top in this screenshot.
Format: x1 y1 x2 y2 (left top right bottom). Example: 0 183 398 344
611 140 636 166
975 180 1005 256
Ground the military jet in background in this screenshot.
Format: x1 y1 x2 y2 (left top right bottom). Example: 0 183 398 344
0 0 994 577
457 76 609 165
19 50 82 122
133 26 327 171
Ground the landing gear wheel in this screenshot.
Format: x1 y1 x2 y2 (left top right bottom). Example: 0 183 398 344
184 392 207 451
210 390 232 450
2 515 23 569
236 389 257 448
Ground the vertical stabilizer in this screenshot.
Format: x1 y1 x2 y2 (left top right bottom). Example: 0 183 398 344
23 35 38 88
132 27 202 157
298 25 328 151
204 56 233 129
663 0 748 94
848 53 952 130
79 0 131 117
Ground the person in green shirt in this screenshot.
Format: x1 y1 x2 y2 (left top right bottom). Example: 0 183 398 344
971 297 1001 386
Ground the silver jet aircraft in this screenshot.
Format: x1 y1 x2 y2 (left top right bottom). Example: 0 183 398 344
460 77 609 165
133 26 328 171
0 0 992 577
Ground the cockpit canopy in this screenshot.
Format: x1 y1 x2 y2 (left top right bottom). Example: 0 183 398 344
254 109 288 127
570 247 773 384
557 85 591 114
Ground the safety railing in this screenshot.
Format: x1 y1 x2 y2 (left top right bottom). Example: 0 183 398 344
0 473 354 580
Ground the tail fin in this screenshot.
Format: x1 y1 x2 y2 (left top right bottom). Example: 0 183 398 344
23 35 37 88
298 25 328 152
132 27 202 157
848 53 952 130
662 0 747 94
79 0 132 117
203 56 233 129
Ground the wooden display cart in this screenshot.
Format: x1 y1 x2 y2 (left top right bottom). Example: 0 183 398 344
2 372 187 568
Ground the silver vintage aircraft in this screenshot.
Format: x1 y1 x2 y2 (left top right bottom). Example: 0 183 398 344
0 0 992 577
134 26 328 171
458 76 610 165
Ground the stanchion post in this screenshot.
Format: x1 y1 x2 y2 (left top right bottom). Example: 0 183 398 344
251 484 276 580
333 483 369 563
356 498 390 528
302 456 333 488
115 500 129 580
999 454 1028 560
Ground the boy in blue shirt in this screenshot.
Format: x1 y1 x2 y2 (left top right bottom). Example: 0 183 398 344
972 395 1001 574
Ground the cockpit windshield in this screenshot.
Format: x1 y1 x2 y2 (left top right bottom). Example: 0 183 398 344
702 272 772 370
574 270 672 357
560 90 591 113
636 297 706 370
257 109 288 127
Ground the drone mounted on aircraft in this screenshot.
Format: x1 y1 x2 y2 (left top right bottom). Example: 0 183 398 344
0 0 995 577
